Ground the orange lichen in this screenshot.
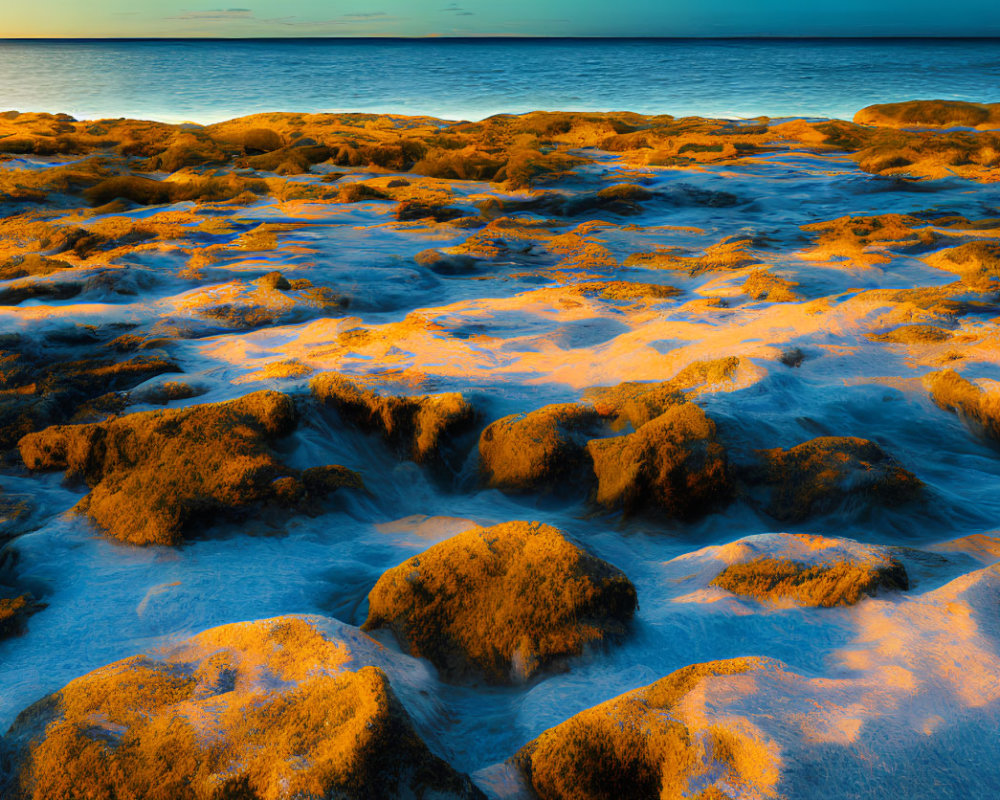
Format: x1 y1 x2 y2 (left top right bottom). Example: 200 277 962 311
363 521 636 683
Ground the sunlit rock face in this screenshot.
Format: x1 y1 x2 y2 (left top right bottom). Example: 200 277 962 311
364 521 637 684
1 616 485 800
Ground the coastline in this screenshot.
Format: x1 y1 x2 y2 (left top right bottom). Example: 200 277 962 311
1 100 1000 797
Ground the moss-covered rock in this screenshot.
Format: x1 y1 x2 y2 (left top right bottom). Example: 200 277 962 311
924 368 1000 440
363 521 636 683
0 594 44 640
854 100 1000 130
587 403 731 518
514 658 775 800
478 403 602 492
751 436 922 522
2 616 484 800
712 553 907 607
312 373 475 465
18 392 360 545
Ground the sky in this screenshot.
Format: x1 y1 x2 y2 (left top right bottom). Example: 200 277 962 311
4 0 1000 38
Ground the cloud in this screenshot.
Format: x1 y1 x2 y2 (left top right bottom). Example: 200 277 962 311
441 3 474 15
169 8 254 21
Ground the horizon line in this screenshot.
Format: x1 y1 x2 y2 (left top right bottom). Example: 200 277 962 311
3 35 1000 42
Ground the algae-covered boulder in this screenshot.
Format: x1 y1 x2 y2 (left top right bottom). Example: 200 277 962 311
514 658 776 800
18 391 360 545
478 403 601 492
924 368 1000 440
2 616 485 800
708 533 908 607
854 100 1000 130
312 373 475 465
587 403 731 518
751 436 922 522
363 521 637 684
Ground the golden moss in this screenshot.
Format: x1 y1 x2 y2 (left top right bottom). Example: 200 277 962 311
18 392 359 545
569 281 680 302
311 373 474 464
515 658 771 800
363 521 636 683
587 403 731 518
924 240 1000 282
478 403 601 492
711 555 908 607
10 616 484 800
753 436 923 522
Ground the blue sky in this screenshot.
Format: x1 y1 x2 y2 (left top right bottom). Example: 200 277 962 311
6 0 1000 38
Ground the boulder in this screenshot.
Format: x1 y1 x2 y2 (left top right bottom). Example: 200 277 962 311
18 392 360 545
751 436 922 522
312 373 475 465
2 616 485 800
363 521 637 683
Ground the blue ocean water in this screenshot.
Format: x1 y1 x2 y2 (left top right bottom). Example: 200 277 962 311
0 37 998 123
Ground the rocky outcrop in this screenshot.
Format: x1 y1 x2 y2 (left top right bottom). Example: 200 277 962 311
363 521 637 683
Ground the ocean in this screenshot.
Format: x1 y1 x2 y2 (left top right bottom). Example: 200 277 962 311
0 37 999 123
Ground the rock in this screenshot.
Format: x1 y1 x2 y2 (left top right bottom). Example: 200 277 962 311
854 100 1000 130
0 594 44 640
1 616 485 800
478 403 601 492
395 200 464 222
587 402 731 518
363 521 637 683
312 373 475 465
255 270 291 291
18 392 359 545
513 658 774 800
414 248 479 274
709 533 908 607
868 324 952 344
743 268 799 302
751 436 922 522
924 368 1000 440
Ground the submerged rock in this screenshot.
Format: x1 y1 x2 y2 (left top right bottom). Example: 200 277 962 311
751 436 922 522
363 521 637 684
312 373 475 465
1 616 484 800
0 594 44 641
18 391 360 545
513 657 776 800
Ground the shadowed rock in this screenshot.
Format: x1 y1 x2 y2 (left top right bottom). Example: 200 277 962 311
18 392 360 545
363 521 637 683
0 594 44 641
312 373 475 465
1 616 485 800
513 658 773 800
587 403 731 518
751 436 922 522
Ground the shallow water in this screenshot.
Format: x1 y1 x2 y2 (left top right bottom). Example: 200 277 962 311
2 113 1000 795
1 38 1000 123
